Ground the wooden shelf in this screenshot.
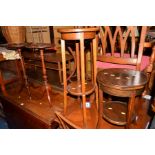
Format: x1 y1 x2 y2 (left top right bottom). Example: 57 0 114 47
67 81 96 96
103 101 127 125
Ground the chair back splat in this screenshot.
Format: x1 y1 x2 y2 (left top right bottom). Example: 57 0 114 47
97 26 148 71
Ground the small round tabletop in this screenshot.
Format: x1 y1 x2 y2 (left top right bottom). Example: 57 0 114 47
7 43 26 48
97 68 148 90
25 43 56 49
57 27 99 33
57 27 99 40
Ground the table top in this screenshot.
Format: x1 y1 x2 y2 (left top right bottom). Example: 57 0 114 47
8 43 26 48
58 27 99 40
97 68 148 90
25 43 56 49
0 43 25 49
57 27 99 33
0 43 57 50
0 88 60 128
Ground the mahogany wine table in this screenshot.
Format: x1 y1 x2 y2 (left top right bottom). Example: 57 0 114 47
25 43 56 107
7 43 31 99
97 68 148 128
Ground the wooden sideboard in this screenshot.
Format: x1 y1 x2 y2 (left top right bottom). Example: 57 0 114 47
0 94 59 129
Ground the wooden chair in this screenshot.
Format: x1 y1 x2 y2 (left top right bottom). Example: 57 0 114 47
55 111 81 129
97 26 155 95
96 26 155 128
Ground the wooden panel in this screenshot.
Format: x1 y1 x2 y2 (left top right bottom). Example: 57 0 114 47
26 26 52 44
0 95 59 129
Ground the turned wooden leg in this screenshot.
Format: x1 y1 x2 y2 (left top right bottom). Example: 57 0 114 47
40 49 52 107
18 48 31 100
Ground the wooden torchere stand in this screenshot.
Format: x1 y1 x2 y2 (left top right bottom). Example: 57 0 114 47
58 28 99 128
8 43 31 100
25 43 56 107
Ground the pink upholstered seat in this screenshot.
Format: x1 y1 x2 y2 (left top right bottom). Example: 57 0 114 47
97 53 150 71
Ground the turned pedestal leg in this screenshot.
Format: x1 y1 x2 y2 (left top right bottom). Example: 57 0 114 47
40 49 52 107
18 48 31 100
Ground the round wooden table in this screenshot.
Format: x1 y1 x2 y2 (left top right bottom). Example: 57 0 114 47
97 68 148 128
7 43 31 100
58 28 99 128
25 43 56 107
